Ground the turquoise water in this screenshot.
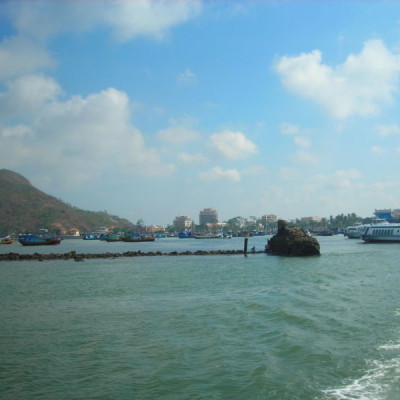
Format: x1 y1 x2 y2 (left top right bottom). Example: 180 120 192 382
1 236 400 399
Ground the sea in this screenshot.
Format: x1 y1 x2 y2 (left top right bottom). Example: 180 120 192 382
1 235 400 400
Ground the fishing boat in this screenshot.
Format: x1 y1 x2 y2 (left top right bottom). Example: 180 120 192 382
192 233 223 239
121 235 155 242
0 236 13 244
362 223 400 243
178 232 193 239
18 234 62 246
104 234 122 242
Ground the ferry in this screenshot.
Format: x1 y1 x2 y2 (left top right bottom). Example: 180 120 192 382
361 223 400 243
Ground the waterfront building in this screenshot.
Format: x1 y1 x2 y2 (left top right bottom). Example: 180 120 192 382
301 216 324 223
374 209 400 222
173 216 193 232
199 208 218 225
262 214 277 224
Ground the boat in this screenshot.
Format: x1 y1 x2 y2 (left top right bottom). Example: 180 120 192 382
0 236 13 244
18 234 62 246
178 232 193 239
362 223 400 243
104 234 122 242
345 219 389 239
192 233 223 239
121 235 155 242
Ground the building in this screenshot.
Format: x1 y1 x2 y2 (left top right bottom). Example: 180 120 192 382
173 216 193 232
262 214 277 224
374 209 400 222
199 208 218 225
301 216 324 223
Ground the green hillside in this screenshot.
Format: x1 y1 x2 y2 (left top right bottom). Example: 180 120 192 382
0 169 133 234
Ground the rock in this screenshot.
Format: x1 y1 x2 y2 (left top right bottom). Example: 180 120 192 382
266 220 320 256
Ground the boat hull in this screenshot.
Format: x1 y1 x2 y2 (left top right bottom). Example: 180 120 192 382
121 237 155 242
19 238 62 246
0 240 13 244
362 224 400 243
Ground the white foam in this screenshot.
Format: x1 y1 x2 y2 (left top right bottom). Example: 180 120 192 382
322 358 400 400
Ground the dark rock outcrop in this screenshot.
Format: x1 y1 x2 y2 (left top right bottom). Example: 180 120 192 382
266 220 320 256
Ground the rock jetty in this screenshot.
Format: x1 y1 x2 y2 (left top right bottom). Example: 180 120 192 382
0 249 264 262
266 220 320 256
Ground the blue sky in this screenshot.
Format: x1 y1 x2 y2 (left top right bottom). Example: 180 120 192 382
2 0 400 226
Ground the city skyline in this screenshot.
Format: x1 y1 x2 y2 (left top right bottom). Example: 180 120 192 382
2 1 400 226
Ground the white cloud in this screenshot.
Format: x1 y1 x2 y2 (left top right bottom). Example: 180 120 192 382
293 136 310 148
371 145 385 154
209 130 257 160
157 122 200 144
280 122 300 135
292 150 319 166
178 152 207 163
177 69 198 86
0 124 32 138
198 167 241 182
275 39 400 118
0 86 176 186
103 0 203 42
0 36 54 80
4 0 202 42
374 124 400 136
0 74 62 120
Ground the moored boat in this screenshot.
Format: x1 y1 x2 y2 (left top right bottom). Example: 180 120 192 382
121 235 155 242
362 223 400 243
192 233 223 239
0 236 13 244
18 234 62 246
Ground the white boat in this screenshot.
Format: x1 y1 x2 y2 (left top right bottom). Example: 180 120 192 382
362 223 400 242
345 219 388 239
345 225 368 238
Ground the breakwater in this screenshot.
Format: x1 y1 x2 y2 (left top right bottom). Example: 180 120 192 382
0 249 265 262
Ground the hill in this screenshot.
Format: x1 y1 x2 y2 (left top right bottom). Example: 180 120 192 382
0 169 134 234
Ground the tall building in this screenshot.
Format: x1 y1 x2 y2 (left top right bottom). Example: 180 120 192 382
199 208 218 225
173 216 193 232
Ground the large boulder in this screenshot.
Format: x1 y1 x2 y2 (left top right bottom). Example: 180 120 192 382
266 220 320 256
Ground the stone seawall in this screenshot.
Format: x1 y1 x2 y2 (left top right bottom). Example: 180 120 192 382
0 249 265 262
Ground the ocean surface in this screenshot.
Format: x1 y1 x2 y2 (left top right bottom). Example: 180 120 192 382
1 236 400 400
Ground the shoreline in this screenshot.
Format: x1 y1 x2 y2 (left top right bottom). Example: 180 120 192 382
0 249 265 262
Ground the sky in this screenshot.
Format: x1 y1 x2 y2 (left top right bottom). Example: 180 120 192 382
1 0 400 226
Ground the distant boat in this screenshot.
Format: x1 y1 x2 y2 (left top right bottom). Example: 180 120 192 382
178 232 193 239
104 234 122 242
18 234 62 246
345 219 389 239
192 233 223 239
121 235 155 242
0 236 13 244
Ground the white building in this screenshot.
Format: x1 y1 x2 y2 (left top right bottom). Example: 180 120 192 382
173 216 193 232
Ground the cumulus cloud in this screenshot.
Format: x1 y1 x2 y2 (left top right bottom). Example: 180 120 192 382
198 167 241 182
0 86 175 186
0 74 62 120
0 36 54 80
157 121 200 144
209 130 257 160
4 0 202 42
374 124 400 136
275 39 400 118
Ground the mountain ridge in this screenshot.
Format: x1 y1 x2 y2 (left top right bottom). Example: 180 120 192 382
0 169 133 234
